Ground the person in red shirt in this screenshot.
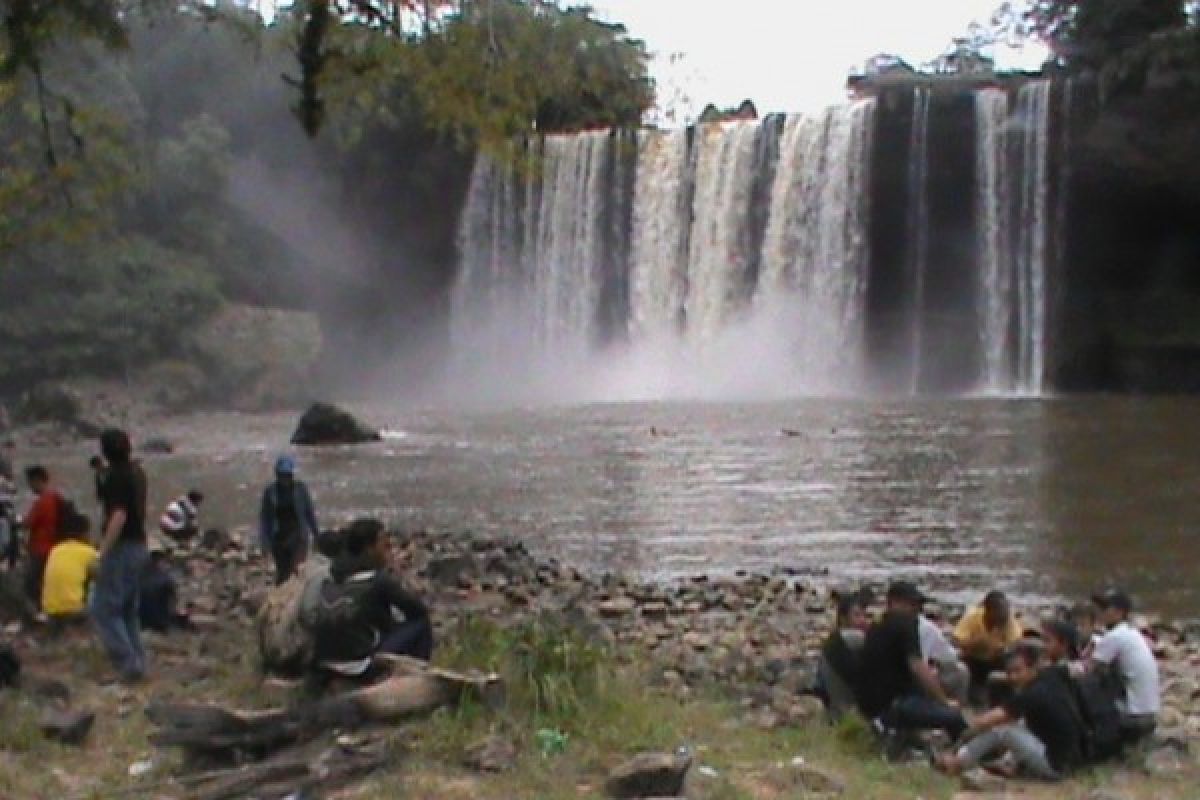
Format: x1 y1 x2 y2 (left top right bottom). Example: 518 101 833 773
22 465 61 608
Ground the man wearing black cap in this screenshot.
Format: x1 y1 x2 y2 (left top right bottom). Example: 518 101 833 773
1089 588 1160 744
855 581 967 740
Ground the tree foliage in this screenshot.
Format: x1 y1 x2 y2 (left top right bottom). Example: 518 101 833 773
986 0 1189 67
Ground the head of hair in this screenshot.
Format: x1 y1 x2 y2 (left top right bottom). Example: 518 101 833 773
983 590 1008 610
187 490 204 505
344 518 384 556
1005 640 1042 669
315 529 344 559
24 465 48 483
1042 618 1081 659
100 429 132 464
836 592 865 621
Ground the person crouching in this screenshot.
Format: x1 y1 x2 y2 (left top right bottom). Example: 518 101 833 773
311 519 432 681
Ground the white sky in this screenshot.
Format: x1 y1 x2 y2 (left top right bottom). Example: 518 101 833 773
578 0 1047 118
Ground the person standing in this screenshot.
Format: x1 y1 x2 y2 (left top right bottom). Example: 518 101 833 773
259 455 318 586
91 429 150 683
21 465 62 608
0 461 18 571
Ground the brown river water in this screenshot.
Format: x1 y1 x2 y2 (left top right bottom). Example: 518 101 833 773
15 396 1200 618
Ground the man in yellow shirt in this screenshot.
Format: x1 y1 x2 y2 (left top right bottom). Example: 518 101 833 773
952 590 1023 704
42 519 99 627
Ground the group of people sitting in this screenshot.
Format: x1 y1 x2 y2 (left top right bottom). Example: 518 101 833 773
819 581 1161 782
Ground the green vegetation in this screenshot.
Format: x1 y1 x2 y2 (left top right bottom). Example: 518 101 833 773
0 1 653 392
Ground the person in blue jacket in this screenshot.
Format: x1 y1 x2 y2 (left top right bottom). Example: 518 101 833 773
259 455 319 585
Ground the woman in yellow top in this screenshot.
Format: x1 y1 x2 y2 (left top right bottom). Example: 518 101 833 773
42 520 99 624
952 590 1023 704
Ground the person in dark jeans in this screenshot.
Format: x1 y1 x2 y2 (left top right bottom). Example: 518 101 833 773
90 429 150 683
855 581 967 741
935 642 1085 781
312 518 432 678
258 455 319 585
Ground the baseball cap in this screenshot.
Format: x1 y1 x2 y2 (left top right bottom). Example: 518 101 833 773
274 454 296 474
1092 587 1133 613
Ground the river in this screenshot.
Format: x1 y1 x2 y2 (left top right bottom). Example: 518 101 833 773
16 396 1200 618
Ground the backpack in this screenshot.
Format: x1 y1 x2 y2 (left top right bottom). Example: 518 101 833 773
1068 665 1125 763
257 561 330 676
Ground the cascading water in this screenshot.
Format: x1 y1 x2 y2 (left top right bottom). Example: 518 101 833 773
685 120 763 341
629 128 691 338
975 88 1013 391
530 132 611 357
756 100 877 385
451 79 1062 401
1013 81 1052 395
906 88 932 394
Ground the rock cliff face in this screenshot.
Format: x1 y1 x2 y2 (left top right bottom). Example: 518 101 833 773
1056 33 1200 391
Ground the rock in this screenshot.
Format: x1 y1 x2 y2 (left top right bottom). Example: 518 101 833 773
605 752 691 798
141 437 174 455
39 708 95 745
599 597 637 617
201 528 231 551
0 643 20 687
1084 791 1132 800
463 735 517 773
290 402 381 446
426 555 479 588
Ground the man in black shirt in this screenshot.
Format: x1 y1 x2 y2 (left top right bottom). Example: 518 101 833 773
90 429 150 683
856 581 966 739
935 641 1085 781
311 518 432 678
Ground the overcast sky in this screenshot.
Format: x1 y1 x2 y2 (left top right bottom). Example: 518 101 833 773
578 0 1048 118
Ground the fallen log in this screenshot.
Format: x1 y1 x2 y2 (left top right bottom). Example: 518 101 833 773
147 663 501 758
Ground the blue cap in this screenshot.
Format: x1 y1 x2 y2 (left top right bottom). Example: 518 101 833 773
274 454 296 474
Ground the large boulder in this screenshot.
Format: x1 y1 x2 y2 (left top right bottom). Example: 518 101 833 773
290 403 381 447
605 752 691 798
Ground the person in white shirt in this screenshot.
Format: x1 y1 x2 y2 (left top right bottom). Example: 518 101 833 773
919 612 970 705
160 490 203 542
1089 587 1160 744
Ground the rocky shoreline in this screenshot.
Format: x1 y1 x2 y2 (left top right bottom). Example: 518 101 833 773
151 522 1200 747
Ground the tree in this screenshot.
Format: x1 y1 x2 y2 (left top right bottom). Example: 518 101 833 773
987 0 1188 67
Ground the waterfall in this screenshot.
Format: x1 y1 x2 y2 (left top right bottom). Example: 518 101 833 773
756 100 876 385
451 81 1063 400
972 80 1057 395
629 128 691 338
1014 80 1052 395
684 120 763 341
451 152 525 369
531 132 611 357
906 88 932 394
975 88 1013 390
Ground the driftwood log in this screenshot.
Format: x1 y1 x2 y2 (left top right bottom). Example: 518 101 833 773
147 658 501 758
